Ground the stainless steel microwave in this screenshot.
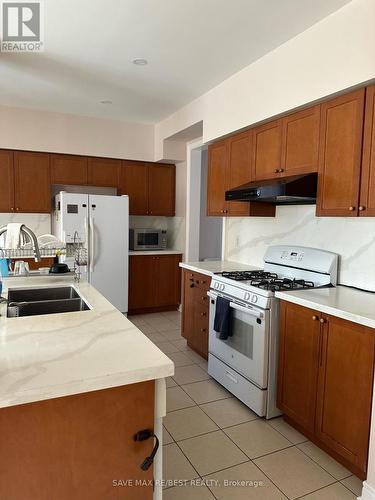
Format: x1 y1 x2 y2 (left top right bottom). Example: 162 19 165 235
129 228 167 250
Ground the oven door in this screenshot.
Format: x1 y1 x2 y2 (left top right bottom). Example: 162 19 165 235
208 291 269 389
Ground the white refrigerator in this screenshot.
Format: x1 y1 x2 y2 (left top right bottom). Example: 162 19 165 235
52 192 129 313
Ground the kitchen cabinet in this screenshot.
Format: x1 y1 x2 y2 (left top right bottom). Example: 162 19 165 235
119 162 175 216
14 151 51 213
87 157 120 188
0 381 155 500
128 254 182 314
281 105 320 176
0 150 14 212
207 135 275 217
182 269 211 359
278 300 375 479
360 85 375 216
316 89 365 216
51 154 88 185
252 119 283 180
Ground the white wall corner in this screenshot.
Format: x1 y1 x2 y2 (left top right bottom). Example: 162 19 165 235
358 481 375 500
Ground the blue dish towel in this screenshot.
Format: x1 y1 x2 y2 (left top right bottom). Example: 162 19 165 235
213 296 232 340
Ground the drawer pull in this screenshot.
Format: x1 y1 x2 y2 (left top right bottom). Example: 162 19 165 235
312 315 318 321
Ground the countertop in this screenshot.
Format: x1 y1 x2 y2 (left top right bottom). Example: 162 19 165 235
129 250 183 256
179 260 260 277
275 286 375 329
0 276 174 409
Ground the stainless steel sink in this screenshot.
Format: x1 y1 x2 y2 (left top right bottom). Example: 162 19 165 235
6 286 90 318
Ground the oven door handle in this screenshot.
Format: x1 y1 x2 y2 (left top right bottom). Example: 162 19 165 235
229 301 263 319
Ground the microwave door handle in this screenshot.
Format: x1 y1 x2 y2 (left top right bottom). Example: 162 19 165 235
229 301 263 319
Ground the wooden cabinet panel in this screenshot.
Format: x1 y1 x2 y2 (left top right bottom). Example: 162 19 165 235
119 161 149 215
128 255 156 311
207 140 228 216
316 89 365 216
14 151 50 213
252 120 283 180
282 105 320 175
155 255 182 307
227 131 252 216
148 163 175 216
0 150 14 213
315 315 375 474
87 157 120 187
360 85 375 216
51 154 88 185
129 254 182 314
277 301 321 433
0 382 154 500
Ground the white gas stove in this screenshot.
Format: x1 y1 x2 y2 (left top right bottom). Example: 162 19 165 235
208 245 338 419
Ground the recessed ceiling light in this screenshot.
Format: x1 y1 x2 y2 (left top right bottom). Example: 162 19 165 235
132 58 148 66
100 100 112 105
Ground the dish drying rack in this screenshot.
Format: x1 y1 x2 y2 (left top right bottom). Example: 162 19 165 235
1 248 67 259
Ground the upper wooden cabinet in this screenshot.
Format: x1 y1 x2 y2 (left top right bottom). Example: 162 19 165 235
119 161 175 216
252 120 283 180
207 134 275 217
14 151 51 213
360 85 375 216
87 157 120 188
148 163 175 216
316 89 365 217
51 154 88 185
278 300 375 479
0 150 14 213
281 105 320 176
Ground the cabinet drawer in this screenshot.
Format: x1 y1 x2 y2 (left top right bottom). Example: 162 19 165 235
184 270 211 291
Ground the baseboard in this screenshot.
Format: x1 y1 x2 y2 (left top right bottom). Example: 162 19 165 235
359 481 375 500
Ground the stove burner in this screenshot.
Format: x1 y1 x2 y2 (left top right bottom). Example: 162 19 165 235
252 278 315 292
221 270 278 281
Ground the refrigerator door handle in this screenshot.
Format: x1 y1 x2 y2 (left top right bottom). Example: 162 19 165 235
90 217 95 272
84 216 89 271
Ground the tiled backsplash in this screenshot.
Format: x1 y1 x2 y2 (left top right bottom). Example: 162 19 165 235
225 205 375 292
129 216 185 253
0 213 51 237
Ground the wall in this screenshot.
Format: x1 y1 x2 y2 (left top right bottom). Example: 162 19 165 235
0 214 51 238
225 206 375 292
0 104 154 161
155 0 375 157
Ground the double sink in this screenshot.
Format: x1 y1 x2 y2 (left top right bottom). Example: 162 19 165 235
7 286 90 318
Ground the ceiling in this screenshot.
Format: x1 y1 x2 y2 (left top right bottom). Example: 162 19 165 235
0 0 351 124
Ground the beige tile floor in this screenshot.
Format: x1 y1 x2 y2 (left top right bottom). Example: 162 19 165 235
129 311 362 500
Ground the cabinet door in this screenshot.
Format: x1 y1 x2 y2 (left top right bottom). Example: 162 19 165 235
227 131 252 216
0 150 14 213
207 140 228 216
316 89 365 216
14 151 50 213
87 157 120 188
148 163 175 216
281 105 320 175
277 301 321 433
360 85 375 216
315 315 375 475
128 255 156 312
252 120 283 180
51 154 88 185
119 161 149 215
155 255 182 307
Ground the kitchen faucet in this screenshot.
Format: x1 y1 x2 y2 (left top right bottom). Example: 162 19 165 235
0 225 41 262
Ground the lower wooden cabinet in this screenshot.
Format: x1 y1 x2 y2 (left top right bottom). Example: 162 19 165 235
0 381 155 500
182 270 211 359
128 254 182 314
278 301 375 479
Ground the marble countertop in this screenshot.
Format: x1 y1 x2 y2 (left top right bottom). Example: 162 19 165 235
0 276 174 409
179 260 260 277
129 250 183 256
275 286 375 329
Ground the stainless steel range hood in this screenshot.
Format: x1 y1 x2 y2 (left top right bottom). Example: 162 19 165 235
225 173 318 205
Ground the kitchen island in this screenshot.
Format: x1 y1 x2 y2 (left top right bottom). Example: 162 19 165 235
0 276 174 500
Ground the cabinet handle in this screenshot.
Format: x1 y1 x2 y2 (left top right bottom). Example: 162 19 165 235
190 284 194 288
312 315 318 321
200 312 207 317
200 328 207 332
274 169 279 173
279 168 284 173
348 206 355 211
319 318 326 324
16 207 19 211
359 206 366 211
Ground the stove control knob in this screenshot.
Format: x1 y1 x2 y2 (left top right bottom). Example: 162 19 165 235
220 284 225 292
244 292 250 301
251 295 258 304
214 282 219 290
